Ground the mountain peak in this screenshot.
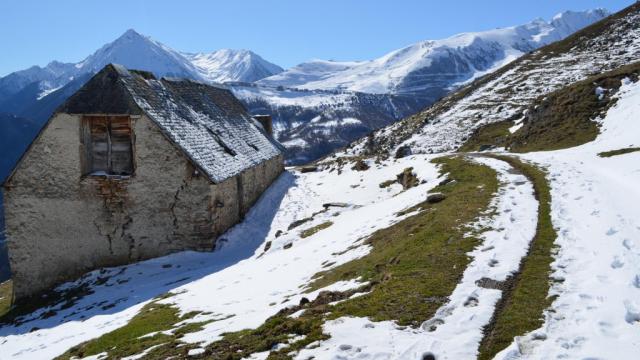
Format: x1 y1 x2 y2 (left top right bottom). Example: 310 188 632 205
185 49 283 83
120 28 146 39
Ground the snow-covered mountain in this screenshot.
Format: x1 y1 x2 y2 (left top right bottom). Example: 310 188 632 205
341 5 638 158
259 9 609 98
0 8 611 175
0 29 281 104
185 49 283 83
74 29 203 80
231 85 421 163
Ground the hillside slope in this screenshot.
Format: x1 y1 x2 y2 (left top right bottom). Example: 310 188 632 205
1 5 639 359
341 3 640 158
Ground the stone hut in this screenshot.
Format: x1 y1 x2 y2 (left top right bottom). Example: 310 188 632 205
1 64 284 300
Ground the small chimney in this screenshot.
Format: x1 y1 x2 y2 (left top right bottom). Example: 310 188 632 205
253 115 273 136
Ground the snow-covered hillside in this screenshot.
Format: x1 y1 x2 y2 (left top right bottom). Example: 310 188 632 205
232 84 420 164
258 9 608 96
185 49 283 83
343 4 640 158
2 74 637 359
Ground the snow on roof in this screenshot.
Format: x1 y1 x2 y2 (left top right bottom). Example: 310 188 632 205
63 64 283 183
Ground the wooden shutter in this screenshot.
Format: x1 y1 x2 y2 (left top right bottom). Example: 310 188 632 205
89 116 109 173
83 115 134 176
109 116 133 175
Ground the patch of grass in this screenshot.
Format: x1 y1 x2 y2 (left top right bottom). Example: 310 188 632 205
0 280 12 318
300 221 334 238
598 147 640 157
57 298 211 360
458 120 514 152
207 311 328 360
308 156 499 326
460 61 640 153
478 155 557 360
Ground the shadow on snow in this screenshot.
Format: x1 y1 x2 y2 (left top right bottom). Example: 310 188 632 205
0 170 297 337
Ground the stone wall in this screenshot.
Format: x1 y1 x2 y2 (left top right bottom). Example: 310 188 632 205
210 154 284 239
3 113 283 300
3 114 213 299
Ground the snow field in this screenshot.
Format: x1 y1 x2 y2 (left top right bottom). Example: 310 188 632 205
496 77 640 359
294 156 538 360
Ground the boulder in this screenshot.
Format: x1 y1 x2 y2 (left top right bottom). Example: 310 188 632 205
351 159 370 171
395 145 412 159
426 193 446 204
396 167 419 190
322 202 349 208
300 166 318 173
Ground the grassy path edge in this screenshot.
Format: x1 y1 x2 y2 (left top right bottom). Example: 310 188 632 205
477 154 557 360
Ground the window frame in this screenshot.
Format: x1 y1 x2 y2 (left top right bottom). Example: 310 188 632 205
80 115 136 178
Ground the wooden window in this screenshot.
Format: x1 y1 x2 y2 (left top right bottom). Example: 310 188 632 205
82 116 134 176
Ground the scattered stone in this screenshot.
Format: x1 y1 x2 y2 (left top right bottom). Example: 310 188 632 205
476 277 506 290
396 167 420 190
300 166 318 173
288 217 313 230
438 178 454 186
426 193 446 204
379 179 396 188
283 243 293 250
351 159 370 171
322 202 349 208
422 352 436 360
395 145 412 159
263 241 272 252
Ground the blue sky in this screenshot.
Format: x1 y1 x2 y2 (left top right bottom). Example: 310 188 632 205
0 0 633 76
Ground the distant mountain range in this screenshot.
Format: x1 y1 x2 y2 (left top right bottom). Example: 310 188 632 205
259 9 609 99
0 9 608 183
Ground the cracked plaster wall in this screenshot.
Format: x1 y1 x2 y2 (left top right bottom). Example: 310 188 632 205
3 113 282 300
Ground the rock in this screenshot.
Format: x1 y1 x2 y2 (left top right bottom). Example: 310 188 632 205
274 230 283 238
288 217 313 230
478 144 494 152
396 167 419 190
339 344 353 351
475 277 506 290
426 193 446 204
322 202 349 208
299 297 310 306
263 241 272 252
395 145 412 159
379 179 396 188
422 352 436 360
283 243 293 249
351 159 370 171
300 166 318 173
438 178 453 186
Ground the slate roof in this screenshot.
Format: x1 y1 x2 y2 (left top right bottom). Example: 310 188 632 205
59 64 283 184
